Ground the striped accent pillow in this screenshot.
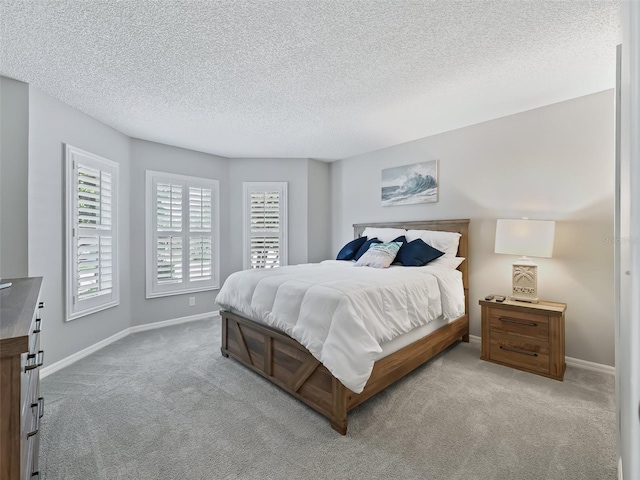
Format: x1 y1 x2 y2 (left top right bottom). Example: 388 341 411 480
355 241 402 268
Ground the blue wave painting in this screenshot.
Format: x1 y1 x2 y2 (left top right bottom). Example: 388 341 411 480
381 160 438 206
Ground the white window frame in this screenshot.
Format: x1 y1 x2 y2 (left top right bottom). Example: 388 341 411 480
145 171 220 298
243 182 288 270
65 145 120 321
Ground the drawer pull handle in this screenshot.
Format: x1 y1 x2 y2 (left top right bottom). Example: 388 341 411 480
499 317 537 327
28 399 42 437
24 350 44 372
31 471 40 479
34 317 42 333
39 301 45 309
499 345 538 357
25 354 37 371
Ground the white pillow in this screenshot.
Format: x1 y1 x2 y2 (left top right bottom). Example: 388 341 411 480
428 256 465 269
361 227 407 243
355 242 402 268
405 229 461 257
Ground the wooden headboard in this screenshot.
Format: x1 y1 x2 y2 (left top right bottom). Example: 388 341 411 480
353 219 470 314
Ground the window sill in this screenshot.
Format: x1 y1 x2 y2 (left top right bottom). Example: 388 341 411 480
66 299 119 322
146 285 219 299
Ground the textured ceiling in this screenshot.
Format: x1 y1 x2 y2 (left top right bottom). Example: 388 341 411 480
0 1 620 160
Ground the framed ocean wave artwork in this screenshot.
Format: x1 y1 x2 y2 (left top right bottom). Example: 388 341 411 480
381 160 438 206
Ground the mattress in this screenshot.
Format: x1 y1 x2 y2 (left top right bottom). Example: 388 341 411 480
228 306 450 363
216 260 464 393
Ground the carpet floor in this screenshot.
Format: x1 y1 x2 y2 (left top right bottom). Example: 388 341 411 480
40 317 616 480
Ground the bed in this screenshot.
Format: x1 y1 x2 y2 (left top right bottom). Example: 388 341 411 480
219 219 470 434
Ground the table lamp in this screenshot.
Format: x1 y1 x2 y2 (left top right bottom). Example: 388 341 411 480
494 218 555 303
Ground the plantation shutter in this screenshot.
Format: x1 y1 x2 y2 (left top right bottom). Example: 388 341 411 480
188 186 213 282
146 171 219 298
66 145 119 320
155 182 183 285
243 183 288 269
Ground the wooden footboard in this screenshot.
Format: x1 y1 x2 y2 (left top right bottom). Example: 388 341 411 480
221 310 347 431
221 310 469 434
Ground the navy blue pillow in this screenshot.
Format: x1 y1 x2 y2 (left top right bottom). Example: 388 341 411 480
354 237 383 261
390 235 407 263
336 236 368 261
396 239 445 267
391 235 407 245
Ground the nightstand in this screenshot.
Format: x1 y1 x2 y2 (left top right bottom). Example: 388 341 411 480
479 298 567 380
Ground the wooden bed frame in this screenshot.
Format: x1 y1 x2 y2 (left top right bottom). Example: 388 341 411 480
221 219 470 435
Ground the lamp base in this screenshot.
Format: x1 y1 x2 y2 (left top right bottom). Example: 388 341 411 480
509 295 539 304
511 260 539 303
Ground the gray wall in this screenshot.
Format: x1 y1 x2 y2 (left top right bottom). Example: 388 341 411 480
129 139 229 326
228 158 310 273
307 159 332 262
28 86 132 366
331 90 615 367
129 147 331 327
0 76 29 278
21 85 332 352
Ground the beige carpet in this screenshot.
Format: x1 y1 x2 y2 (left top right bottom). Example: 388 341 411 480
39 317 616 479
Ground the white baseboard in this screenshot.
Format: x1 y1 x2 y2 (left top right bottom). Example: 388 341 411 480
129 311 219 334
41 311 219 379
467 335 615 376
565 356 615 375
469 334 481 346
40 328 131 379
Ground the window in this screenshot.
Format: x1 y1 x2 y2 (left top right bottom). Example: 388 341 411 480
146 171 219 298
65 145 119 321
243 182 288 269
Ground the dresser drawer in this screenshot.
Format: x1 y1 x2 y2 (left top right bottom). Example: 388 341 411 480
29 430 40 480
28 309 42 358
21 397 42 480
488 307 549 341
25 431 38 480
490 340 550 374
21 368 36 419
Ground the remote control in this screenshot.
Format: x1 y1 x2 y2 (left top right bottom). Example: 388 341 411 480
495 296 506 302
484 295 494 301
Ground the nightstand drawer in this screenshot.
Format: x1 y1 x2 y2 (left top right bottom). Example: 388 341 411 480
488 307 549 341
490 341 550 374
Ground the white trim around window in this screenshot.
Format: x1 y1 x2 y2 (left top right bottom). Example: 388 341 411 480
243 182 288 270
65 145 120 321
145 171 220 298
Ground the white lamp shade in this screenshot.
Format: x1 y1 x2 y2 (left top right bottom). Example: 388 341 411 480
495 219 555 258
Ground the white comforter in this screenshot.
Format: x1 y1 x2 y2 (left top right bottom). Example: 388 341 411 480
216 260 465 393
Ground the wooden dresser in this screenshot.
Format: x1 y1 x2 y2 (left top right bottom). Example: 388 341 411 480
0 278 44 480
479 298 567 381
